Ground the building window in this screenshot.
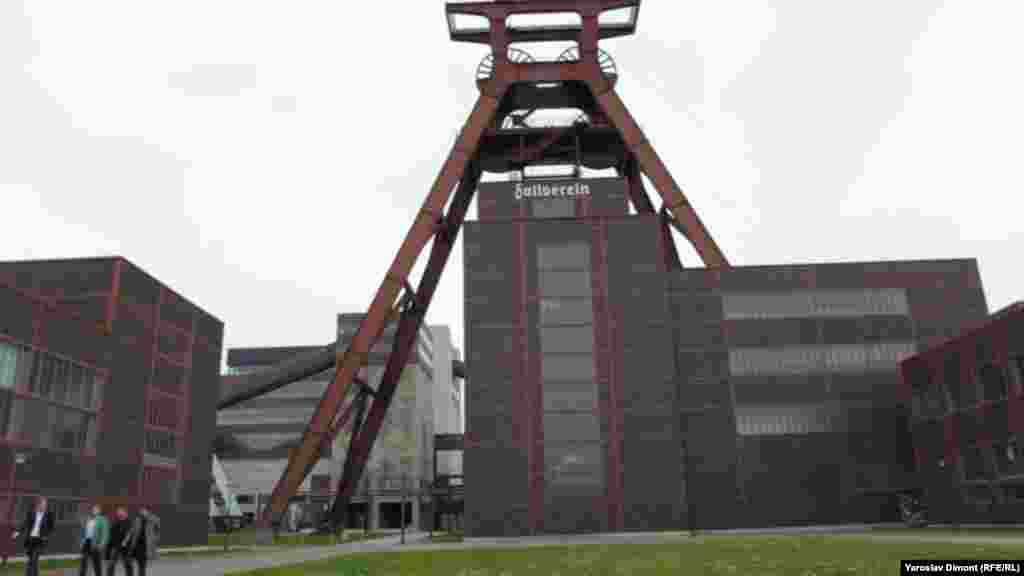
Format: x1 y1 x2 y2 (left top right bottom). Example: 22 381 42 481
728 342 917 376
945 353 962 410
0 342 19 389
544 443 603 487
543 382 598 413
538 270 592 298
541 354 596 381
537 243 590 271
2 344 101 453
145 428 179 460
1010 356 1024 396
540 325 595 355
734 403 836 436
539 298 593 325
980 364 1007 402
532 198 576 219
722 289 909 320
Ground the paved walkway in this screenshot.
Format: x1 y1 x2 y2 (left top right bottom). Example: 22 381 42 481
137 533 410 576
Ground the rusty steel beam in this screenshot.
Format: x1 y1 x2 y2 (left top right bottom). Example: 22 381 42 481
624 155 682 270
293 390 361 495
325 387 370 530
587 78 730 268
218 305 409 411
326 160 480 527
261 91 505 528
625 155 655 214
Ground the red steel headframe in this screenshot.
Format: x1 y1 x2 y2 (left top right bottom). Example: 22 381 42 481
262 0 729 528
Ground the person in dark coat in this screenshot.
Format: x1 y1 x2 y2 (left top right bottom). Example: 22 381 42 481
10 496 55 576
125 508 159 576
105 507 133 576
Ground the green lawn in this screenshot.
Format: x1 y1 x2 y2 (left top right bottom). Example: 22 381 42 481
228 535 1024 576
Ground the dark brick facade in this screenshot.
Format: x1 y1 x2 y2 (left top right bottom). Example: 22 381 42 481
0 257 222 554
465 221 990 535
899 303 1024 523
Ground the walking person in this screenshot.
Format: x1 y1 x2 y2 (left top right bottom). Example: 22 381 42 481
105 507 133 576
10 496 54 576
78 504 109 576
126 508 159 576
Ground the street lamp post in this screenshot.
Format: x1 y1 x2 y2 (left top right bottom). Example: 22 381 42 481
3 453 27 566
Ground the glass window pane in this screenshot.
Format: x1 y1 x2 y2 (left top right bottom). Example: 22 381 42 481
723 289 909 320
51 360 68 403
542 354 595 381
91 374 104 411
532 198 575 219
540 299 593 325
544 443 604 487
15 348 34 393
540 325 594 354
539 271 591 297
82 371 94 410
0 343 17 389
543 382 598 413
57 408 83 451
37 355 54 398
84 415 97 452
543 412 600 442
67 365 83 409
537 243 590 271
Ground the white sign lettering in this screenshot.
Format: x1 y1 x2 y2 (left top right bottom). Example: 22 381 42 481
514 181 591 201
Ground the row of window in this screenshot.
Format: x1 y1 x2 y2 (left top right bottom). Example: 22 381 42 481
956 437 1024 482
538 243 604 488
728 342 918 376
722 289 910 321
7 396 98 453
145 428 179 460
9 496 89 525
911 356 1024 420
0 342 103 412
544 443 603 487
734 403 839 436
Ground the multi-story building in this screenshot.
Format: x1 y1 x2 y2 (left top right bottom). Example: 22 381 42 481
215 346 334 528
899 302 1024 523
0 257 222 553
430 326 463 479
216 315 462 531
462 174 990 536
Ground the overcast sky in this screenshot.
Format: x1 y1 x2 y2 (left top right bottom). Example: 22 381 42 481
2 1 1021 361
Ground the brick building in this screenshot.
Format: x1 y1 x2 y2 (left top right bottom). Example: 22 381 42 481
899 302 1024 523
0 257 222 553
462 174 989 535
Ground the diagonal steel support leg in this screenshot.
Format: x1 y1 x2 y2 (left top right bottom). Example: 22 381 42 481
326 387 370 532
625 156 682 270
587 78 730 268
261 88 505 527
326 160 481 526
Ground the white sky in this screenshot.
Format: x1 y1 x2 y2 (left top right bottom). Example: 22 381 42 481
2 1 1021 359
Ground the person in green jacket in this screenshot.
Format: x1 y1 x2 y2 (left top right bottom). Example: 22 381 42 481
79 503 109 576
